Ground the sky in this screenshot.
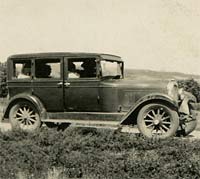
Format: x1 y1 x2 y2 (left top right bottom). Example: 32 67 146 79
0 0 200 75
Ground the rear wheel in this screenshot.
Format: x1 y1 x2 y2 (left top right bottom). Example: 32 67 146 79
9 101 41 132
137 103 179 139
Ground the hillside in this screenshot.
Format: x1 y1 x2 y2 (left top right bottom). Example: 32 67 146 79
125 69 200 81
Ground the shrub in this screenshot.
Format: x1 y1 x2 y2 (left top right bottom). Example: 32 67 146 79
178 78 200 102
0 62 7 97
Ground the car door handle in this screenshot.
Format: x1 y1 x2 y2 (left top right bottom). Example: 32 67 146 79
57 82 63 88
64 82 70 87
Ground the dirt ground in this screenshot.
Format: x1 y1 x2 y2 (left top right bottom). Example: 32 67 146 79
1 118 200 139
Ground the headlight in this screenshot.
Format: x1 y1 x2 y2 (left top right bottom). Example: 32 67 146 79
167 79 179 101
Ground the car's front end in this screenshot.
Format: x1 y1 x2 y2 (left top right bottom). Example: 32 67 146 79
99 57 198 136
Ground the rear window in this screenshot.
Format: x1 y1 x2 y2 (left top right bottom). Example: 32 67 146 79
13 60 31 79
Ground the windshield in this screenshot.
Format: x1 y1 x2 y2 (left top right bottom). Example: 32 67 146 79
101 60 123 78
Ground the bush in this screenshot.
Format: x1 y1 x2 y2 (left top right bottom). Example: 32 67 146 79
0 62 7 97
1 127 200 178
178 78 200 102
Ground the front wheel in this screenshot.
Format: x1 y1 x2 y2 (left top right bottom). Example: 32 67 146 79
9 101 41 132
137 103 179 139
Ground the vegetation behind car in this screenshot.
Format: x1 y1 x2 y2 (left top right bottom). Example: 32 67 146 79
0 62 7 97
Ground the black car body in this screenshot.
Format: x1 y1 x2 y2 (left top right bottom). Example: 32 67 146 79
2 52 198 138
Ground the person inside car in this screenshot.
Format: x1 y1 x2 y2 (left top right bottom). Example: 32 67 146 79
35 64 52 78
80 59 96 78
68 61 80 78
18 63 31 79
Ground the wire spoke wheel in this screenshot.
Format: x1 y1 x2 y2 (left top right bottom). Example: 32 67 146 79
144 108 171 134
137 103 179 139
9 101 41 131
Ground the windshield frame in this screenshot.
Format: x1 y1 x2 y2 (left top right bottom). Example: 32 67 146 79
99 59 124 79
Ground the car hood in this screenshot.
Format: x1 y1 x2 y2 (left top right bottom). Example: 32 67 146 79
100 78 168 92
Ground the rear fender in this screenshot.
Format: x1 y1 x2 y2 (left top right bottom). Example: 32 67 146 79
120 93 178 125
3 93 47 120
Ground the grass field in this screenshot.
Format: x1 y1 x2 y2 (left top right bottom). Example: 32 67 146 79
1 127 200 179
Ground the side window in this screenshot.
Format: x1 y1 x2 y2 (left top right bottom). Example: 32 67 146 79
35 59 61 79
13 60 31 79
68 58 97 79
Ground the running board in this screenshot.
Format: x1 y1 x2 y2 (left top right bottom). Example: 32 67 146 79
42 118 120 127
44 112 125 122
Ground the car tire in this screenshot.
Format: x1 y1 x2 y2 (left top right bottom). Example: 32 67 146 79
9 101 41 132
137 103 179 139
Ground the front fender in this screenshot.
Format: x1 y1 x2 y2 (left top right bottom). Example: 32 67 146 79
120 93 178 125
3 93 47 120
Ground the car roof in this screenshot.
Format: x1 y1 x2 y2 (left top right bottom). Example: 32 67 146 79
8 52 123 62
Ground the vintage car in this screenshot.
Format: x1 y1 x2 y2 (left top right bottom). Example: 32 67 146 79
2 52 198 138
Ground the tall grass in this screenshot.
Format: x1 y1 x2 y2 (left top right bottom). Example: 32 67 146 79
0 127 200 179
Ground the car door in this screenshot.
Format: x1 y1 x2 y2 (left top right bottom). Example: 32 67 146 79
32 57 64 112
64 57 101 112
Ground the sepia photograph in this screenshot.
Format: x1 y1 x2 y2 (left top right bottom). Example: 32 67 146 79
0 0 200 178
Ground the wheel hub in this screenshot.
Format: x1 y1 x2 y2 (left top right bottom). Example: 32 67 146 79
153 119 160 125
21 111 30 119
153 114 162 125
23 114 29 119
